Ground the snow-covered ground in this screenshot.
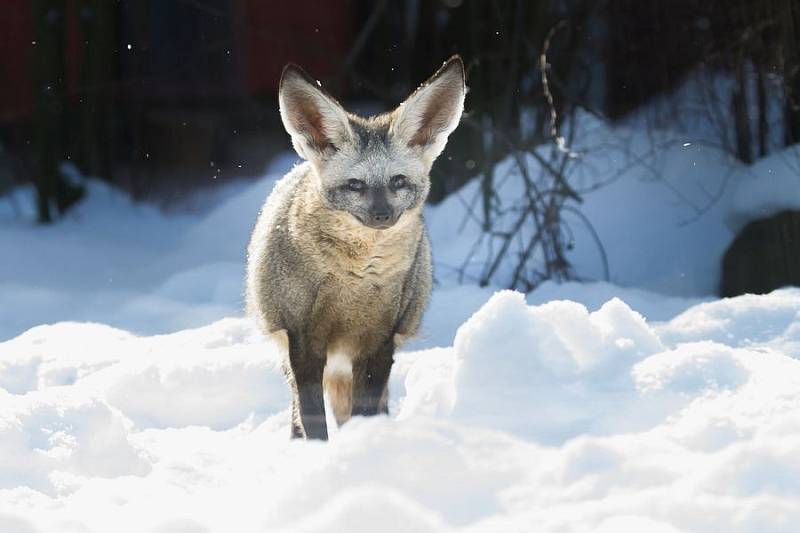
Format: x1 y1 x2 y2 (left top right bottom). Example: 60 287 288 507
2 288 800 532
432 112 800 297
2 112 800 531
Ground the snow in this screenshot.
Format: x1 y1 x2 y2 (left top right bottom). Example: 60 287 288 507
1 101 800 531
0 157 287 341
2 289 800 532
727 146 800 232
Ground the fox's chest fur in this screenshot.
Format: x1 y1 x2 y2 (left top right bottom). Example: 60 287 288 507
290 173 423 357
246 163 429 361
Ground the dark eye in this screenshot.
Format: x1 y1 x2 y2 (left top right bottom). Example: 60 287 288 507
390 175 407 190
347 179 366 192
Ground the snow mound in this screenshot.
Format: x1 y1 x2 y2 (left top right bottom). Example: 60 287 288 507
0 319 288 431
0 389 150 496
727 145 800 233
2 290 799 532
657 288 800 356
404 291 666 442
0 156 289 342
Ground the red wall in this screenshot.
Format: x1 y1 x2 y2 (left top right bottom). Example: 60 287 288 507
0 0 358 121
238 0 356 95
0 0 85 121
0 1 33 121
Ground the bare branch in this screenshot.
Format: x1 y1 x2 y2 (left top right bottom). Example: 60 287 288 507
540 20 579 158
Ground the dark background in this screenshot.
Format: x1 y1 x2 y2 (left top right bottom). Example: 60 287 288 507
1 0 798 294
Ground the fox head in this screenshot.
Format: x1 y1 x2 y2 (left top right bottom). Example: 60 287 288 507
278 56 466 230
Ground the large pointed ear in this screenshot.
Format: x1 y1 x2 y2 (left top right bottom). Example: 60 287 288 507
278 64 353 161
390 55 466 163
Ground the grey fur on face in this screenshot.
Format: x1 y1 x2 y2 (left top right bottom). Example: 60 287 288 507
319 116 426 229
246 56 466 440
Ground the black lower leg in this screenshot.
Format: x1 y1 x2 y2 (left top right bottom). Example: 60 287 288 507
288 333 328 440
353 339 394 417
296 380 327 439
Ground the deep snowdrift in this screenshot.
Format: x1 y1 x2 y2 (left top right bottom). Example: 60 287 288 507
1 289 800 532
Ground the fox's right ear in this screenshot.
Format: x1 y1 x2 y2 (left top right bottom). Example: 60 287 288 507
279 65 353 161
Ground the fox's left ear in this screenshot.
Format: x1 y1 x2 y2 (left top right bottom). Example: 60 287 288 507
390 55 466 164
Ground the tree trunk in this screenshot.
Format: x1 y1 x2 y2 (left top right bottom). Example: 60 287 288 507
78 0 116 182
756 65 768 158
732 59 753 164
32 0 84 223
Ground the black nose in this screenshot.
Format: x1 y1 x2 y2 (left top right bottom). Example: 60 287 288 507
371 210 391 223
364 209 394 229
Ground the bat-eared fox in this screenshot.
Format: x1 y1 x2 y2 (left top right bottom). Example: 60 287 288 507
246 56 466 439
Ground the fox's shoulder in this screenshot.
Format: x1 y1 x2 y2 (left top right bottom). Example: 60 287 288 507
254 161 311 230
265 160 311 210
248 161 309 259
